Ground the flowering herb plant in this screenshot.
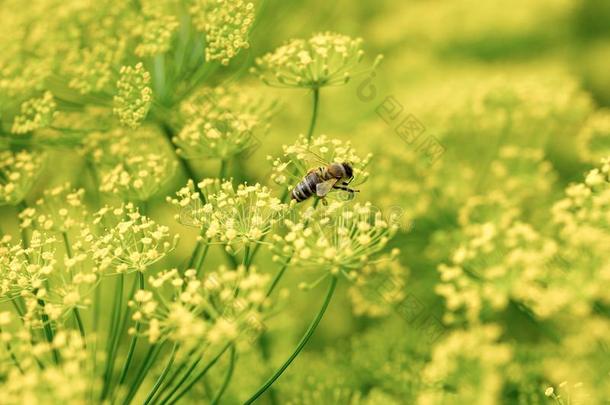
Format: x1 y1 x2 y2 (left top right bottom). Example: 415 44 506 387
1 0 610 404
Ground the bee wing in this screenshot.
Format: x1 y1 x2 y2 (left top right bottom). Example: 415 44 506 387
316 178 339 197
290 146 331 166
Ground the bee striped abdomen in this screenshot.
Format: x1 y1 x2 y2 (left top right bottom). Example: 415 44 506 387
292 172 320 202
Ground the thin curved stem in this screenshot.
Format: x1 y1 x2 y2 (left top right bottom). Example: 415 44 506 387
160 122 204 198
115 272 145 392
62 231 86 344
142 343 179 405
306 88 320 143
35 294 60 364
165 343 232 405
219 159 228 180
157 352 205 403
243 276 338 405
195 243 210 278
0 326 23 373
211 345 236 405
73 308 86 343
100 274 125 400
121 343 163 405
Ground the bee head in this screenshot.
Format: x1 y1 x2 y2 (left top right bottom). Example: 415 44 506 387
341 162 354 179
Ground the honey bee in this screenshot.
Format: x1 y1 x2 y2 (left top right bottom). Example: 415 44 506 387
291 150 360 203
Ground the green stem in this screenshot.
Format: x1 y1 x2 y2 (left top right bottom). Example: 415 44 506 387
186 241 202 270
244 276 338 405
100 273 125 400
34 292 60 364
165 343 232 405
219 159 228 179
223 248 239 268
115 272 145 393
0 326 23 373
17 201 29 249
160 122 204 198
265 263 288 300
195 243 210 278
157 351 205 403
142 343 179 405
73 308 86 344
242 244 251 268
259 199 320 302
306 88 320 143
62 231 86 344
257 334 279 405
121 343 163 405
211 345 236 405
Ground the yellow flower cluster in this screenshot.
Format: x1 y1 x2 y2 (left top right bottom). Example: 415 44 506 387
99 152 176 202
348 258 408 318
134 13 179 57
0 150 45 206
168 179 288 252
84 125 177 201
418 325 512 405
64 37 127 95
272 202 399 276
0 331 92 405
189 0 255 65
0 232 57 300
269 134 372 192
252 32 382 88
113 63 153 129
552 157 610 251
0 229 96 319
174 85 274 160
11 91 57 134
19 183 87 233
577 110 610 164
91 203 179 274
131 265 270 348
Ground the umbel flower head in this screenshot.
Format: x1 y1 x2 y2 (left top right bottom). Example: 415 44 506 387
418 324 512 405
272 202 398 277
269 134 372 195
552 156 610 250
173 85 275 160
134 12 179 57
83 125 177 201
577 111 610 164
0 232 56 300
0 149 45 206
11 91 57 134
252 32 382 89
91 203 179 274
64 36 127 95
348 257 408 318
0 231 97 318
19 183 87 233
189 0 255 65
113 63 152 129
99 151 177 202
131 265 270 348
168 179 288 252
0 330 93 404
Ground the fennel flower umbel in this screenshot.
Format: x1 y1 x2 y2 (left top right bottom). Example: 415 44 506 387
168 179 289 253
131 266 270 347
252 32 382 89
91 203 179 274
272 202 398 277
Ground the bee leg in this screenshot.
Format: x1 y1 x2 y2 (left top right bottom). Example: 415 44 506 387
333 186 360 193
